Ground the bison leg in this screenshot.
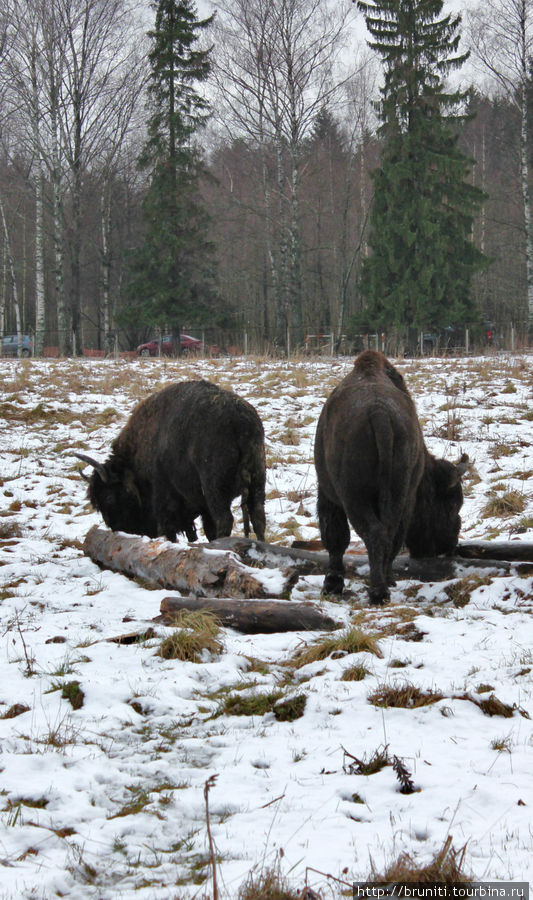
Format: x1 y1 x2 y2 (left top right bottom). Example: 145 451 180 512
201 509 217 542
201 487 234 539
317 488 350 595
344 508 391 605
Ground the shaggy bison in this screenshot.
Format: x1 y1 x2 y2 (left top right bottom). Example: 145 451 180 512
74 380 266 543
314 350 468 603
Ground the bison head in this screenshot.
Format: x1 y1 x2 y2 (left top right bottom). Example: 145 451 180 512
406 453 469 558
73 453 156 537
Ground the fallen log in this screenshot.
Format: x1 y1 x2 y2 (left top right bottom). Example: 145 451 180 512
83 528 533 608
83 527 274 598
207 537 533 580
456 540 533 562
157 596 340 633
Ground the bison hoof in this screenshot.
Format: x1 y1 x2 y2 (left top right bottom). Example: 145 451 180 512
323 571 345 595
369 588 390 606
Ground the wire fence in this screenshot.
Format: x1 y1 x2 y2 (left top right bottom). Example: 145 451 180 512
0 322 530 360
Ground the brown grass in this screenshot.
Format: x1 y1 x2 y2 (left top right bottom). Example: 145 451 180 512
370 836 472 885
368 682 444 709
481 490 526 517
238 866 300 900
442 574 493 607
289 627 382 668
156 611 223 662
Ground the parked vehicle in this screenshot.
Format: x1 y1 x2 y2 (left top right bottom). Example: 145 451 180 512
2 334 33 357
136 334 218 357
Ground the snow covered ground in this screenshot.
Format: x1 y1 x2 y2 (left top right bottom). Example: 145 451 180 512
0 352 532 899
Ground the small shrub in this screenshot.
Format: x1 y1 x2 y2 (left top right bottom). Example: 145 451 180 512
392 755 417 794
290 627 382 668
156 611 223 662
368 682 443 709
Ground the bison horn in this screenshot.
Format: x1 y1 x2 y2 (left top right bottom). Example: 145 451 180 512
455 452 470 478
72 452 108 483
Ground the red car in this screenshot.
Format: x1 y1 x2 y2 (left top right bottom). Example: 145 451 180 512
137 334 217 357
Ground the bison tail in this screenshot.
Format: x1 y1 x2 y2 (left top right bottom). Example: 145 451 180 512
239 439 266 541
241 488 251 537
369 407 395 522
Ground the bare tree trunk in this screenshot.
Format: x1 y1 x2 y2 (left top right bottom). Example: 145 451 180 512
101 179 114 354
0 192 23 355
30 40 46 357
520 84 533 330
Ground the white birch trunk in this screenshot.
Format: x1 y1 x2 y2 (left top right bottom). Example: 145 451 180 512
0 193 23 356
31 45 46 358
520 84 533 329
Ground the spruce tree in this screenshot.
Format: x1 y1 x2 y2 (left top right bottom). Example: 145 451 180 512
357 0 487 340
125 0 216 351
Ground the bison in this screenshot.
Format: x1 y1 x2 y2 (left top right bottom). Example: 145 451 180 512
314 350 468 604
74 379 266 543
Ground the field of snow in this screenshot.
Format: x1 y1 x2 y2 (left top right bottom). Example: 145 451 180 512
0 352 532 899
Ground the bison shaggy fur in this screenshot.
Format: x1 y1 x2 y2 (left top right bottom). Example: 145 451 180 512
314 350 467 604
76 379 266 543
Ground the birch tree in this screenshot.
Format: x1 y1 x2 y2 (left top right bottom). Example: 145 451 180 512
213 0 356 349
467 0 533 332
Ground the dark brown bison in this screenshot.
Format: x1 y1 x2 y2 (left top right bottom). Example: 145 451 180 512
314 350 468 603
74 379 266 543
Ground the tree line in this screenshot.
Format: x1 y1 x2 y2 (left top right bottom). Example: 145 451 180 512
0 0 531 357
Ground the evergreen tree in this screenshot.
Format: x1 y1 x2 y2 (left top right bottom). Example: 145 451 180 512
125 0 217 350
356 0 488 340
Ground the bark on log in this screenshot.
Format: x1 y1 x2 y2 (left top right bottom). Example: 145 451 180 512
157 596 340 633
207 537 533 579
83 527 273 598
456 540 533 562
83 528 533 610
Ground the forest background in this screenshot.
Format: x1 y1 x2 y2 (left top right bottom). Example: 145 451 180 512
0 0 530 357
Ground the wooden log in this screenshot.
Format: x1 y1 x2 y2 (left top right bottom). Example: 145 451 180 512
206 536 533 579
456 540 533 562
157 596 340 633
83 527 272 598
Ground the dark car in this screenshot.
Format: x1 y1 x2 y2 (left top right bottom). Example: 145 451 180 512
136 334 218 357
2 334 33 357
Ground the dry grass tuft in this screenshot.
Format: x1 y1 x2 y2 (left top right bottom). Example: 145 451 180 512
238 865 300 900
219 690 283 717
290 627 382 668
343 744 389 775
442 574 493 607
156 611 223 662
341 663 371 681
370 836 472 885
481 490 526 518
368 681 443 709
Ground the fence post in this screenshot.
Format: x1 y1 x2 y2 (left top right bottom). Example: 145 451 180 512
465 328 469 354
511 323 515 352
244 332 248 356
287 326 291 358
